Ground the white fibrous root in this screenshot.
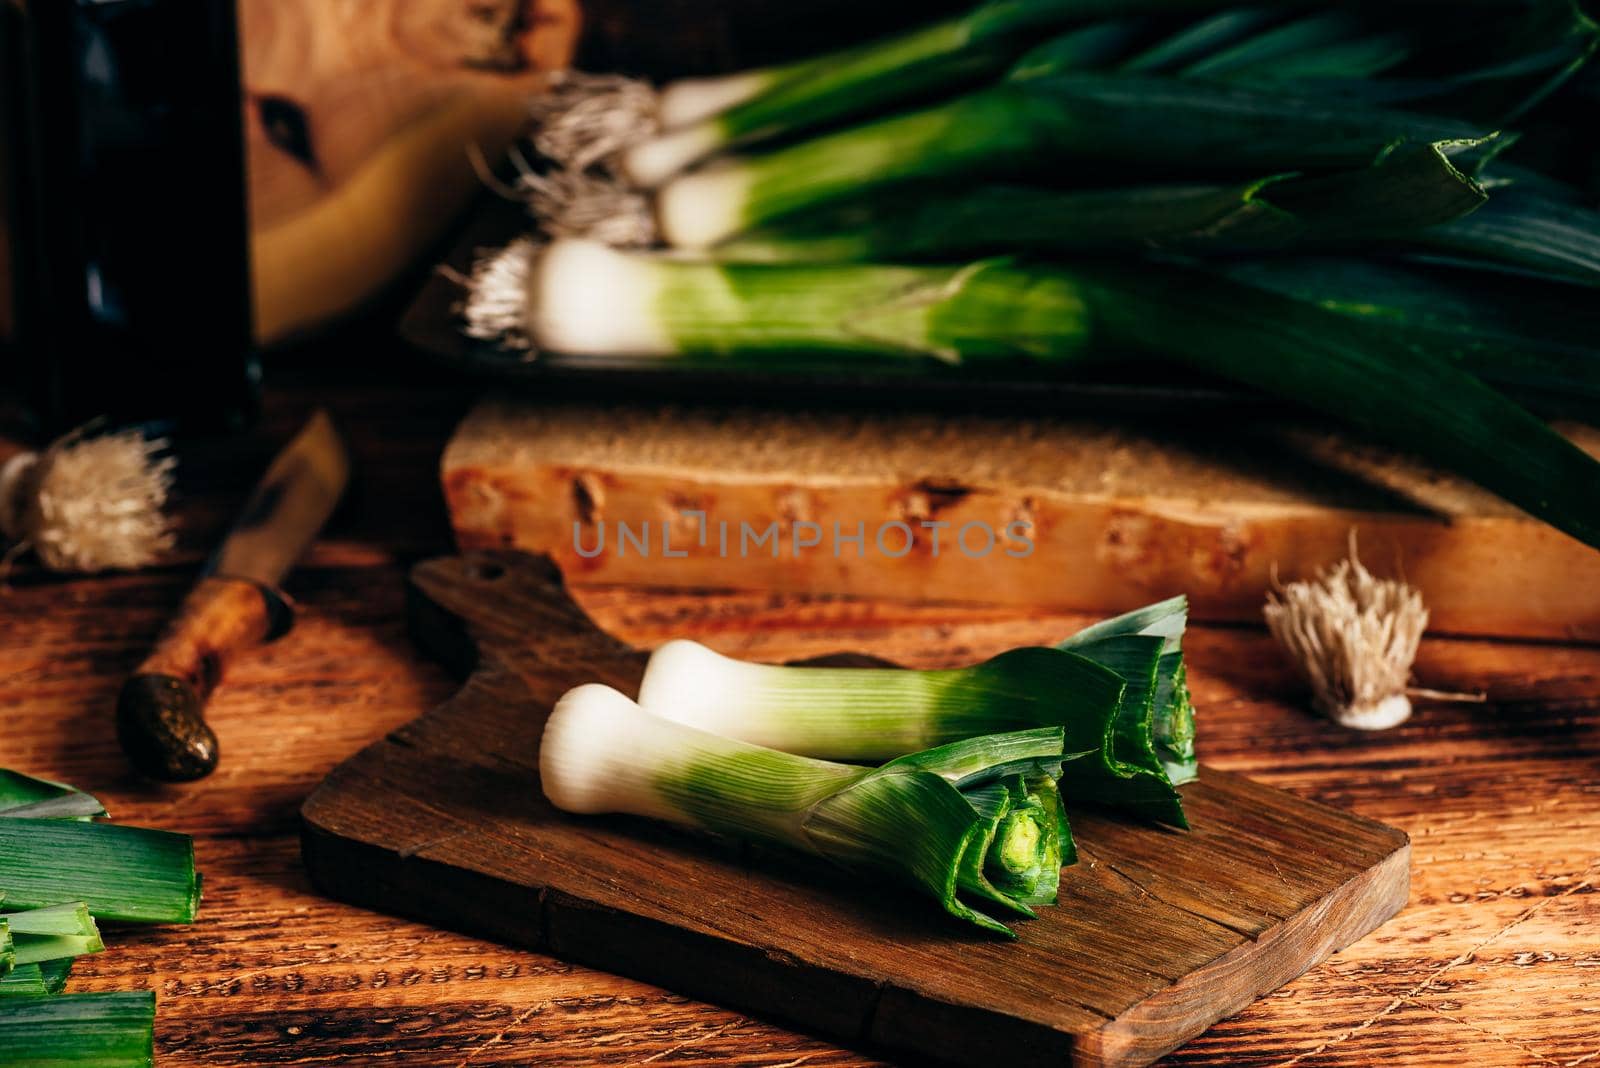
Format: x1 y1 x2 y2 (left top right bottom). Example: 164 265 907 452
528 71 660 174
1264 543 1430 730
459 237 540 351
516 169 657 247
0 428 176 574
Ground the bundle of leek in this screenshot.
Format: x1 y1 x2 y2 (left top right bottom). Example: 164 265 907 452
540 685 1072 936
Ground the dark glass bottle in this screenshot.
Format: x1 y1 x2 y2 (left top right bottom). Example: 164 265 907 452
3 0 258 432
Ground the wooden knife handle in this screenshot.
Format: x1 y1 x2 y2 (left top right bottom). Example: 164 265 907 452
116 576 291 782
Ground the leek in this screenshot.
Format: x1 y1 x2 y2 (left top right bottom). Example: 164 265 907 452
0 819 200 924
0 991 155 1067
653 74 1485 248
521 242 1600 550
541 684 1072 935
634 636 1189 826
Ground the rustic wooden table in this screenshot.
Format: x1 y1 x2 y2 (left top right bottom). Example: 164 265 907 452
3 355 1597 1067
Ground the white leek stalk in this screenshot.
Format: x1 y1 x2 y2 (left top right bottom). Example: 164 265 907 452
540 685 1071 936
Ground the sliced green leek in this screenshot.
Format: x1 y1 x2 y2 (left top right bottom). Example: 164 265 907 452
0 958 73 998
541 684 1072 935
0 770 107 821
3 903 104 966
0 990 155 1067
0 819 200 924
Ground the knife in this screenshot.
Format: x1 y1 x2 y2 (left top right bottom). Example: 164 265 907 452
116 410 349 782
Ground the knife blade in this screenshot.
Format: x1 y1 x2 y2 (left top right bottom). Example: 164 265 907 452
116 410 349 782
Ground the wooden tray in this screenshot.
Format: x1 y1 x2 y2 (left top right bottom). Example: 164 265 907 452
301 552 1410 1068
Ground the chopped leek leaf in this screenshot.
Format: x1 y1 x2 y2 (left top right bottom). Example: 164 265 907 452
0 963 48 997
0 990 155 1067
3 903 104 965
0 820 199 924
541 685 1072 936
0 770 107 821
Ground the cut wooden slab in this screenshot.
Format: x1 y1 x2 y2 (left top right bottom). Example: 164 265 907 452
443 397 1600 641
301 552 1411 1068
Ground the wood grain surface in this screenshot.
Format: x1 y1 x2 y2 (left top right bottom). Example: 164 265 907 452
1 358 1597 1066
300 552 1409 1068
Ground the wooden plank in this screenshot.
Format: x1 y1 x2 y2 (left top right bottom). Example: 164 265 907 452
301 552 1411 1068
442 399 1600 642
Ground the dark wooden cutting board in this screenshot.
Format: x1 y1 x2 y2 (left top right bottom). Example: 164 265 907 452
300 552 1410 1067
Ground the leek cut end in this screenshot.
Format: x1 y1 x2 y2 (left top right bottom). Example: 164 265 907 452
622 123 728 189
657 72 772 129
540 684 650 815
529 241 676 357
657 169 753 250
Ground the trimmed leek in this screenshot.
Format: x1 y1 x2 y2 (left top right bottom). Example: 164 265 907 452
541 684 1072 935
0 819 200 924
0 770 107 821
3 903 104 966
523 242 1600 550
653 74 1485 248
635 637 1189 826
0 991 155 1067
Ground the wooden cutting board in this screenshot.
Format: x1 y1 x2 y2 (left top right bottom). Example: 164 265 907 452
442 398 1600 643
301 552 1410 1068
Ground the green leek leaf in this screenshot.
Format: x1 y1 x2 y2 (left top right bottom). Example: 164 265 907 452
0 990 155 1067
0 820 200 924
